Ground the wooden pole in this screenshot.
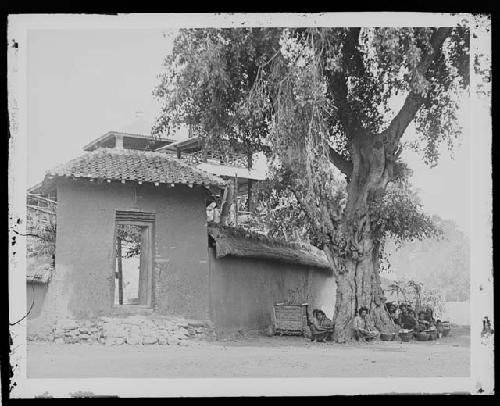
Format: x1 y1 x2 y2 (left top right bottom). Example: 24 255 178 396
115 134 124 150
219 186 230 226
247 179 253 212
234 173 238 226
117 237 123 305
247 153 253 212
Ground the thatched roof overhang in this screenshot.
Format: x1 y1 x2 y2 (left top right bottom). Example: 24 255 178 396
208 224 333 273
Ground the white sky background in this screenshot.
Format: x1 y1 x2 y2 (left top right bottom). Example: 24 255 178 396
27 28 470 237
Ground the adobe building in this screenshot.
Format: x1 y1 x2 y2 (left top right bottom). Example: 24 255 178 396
207 225 335 331
27 127 336 339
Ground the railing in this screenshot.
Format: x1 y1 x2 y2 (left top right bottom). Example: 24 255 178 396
207 207 268 234
26 193 57 229
27 193 57 213
183 150 249 168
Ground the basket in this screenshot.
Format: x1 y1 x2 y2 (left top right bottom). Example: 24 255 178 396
441 321 451 337
399 331 413 342
380 333 396 341
415 332 430 341
426 329 438 340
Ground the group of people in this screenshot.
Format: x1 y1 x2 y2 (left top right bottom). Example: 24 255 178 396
387 302 445 335
309 303 443 343
309 307 380 342
389 302 430 330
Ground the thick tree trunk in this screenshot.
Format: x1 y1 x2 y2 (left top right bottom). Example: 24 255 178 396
220 182 234 226
330 240 397 343
330 135 397 342
320 28 452 342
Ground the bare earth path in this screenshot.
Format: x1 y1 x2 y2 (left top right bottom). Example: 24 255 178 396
27 326 470 378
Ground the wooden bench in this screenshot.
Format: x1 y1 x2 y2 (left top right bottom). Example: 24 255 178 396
272 303 308 336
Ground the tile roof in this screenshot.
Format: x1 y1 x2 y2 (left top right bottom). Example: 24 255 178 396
45 148 227 188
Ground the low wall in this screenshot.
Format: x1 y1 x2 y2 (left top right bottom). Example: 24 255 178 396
27 315 215 345
208 248 336 331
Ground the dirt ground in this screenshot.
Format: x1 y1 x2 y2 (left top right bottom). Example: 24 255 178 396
27 326 470 378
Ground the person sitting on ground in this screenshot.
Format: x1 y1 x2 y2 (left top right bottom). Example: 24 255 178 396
424 308 436 324
435 319 444 337
416 311 430 332
398 306 418 330
392 304 402 326
387 302 395 317
396 305 405 326
317 310 334 329
408 309 419 329
396 304 408 323
309 309 334 342
353 307 379 341
388 303 401 325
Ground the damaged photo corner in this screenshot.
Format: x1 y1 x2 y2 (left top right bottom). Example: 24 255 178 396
7 12 493 398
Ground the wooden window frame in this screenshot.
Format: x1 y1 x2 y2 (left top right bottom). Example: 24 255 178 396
113 211 155 309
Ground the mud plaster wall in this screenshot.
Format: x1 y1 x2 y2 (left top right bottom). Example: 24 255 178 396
39 180 210 322
26 283 47 319
208 248 336 331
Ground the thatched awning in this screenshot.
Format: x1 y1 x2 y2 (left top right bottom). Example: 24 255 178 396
208 224 332 272
26 256 53 284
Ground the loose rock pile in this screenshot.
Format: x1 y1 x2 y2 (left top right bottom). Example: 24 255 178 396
42 316 216 345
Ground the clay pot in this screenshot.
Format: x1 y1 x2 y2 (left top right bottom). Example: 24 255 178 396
415 332 430 341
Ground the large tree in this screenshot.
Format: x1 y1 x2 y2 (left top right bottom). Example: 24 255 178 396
154 24 472 342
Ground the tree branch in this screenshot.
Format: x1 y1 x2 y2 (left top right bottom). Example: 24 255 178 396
328 148 353 179
290 186 338 244
290 188 323 233
326 28 363 139
384 27 453 148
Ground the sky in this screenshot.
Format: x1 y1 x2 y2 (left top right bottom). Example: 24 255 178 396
26 28 471 237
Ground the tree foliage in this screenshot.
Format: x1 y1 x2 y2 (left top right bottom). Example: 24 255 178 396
116 225 142 258
26 208 56 258
154 26 469 249
154 24 473 339
251 164 441 253
386 279 445 316
153 28 281 157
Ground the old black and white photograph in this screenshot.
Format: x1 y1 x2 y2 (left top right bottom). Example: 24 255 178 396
7 13 493 397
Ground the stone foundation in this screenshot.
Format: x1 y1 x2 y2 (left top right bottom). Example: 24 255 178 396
28 315 216 345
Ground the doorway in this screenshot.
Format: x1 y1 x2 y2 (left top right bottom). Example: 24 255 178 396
114 211 154 307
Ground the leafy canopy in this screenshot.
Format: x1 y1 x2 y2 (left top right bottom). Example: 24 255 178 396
154 26 469 247
154 27 469 162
